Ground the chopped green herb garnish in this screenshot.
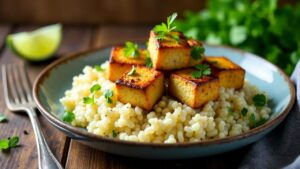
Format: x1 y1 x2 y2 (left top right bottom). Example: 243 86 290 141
191 64 211 78
112 130 118 138
127 66 137 76
253 94 267 107
0 113 7 122
153 13 179 42
0 136 19 150
191 46 205 60
241 108 248 117
227 107 234 116
256 118 268 126
249 113 256 127
83 96 94 104
90 84 101 93
62 111 75 123
124 41 140 58
94 65 104 72
144 57 153 68
104 90 113 104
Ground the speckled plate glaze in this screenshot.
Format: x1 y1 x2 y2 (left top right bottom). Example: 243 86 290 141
33 44 295 159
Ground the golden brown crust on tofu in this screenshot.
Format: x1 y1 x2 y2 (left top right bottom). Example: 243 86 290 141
205 56 245 89
108 46 147 82
115 66 164 110
169 68 219 108
148 31 190 70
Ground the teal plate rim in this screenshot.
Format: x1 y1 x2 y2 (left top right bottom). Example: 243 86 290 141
33 43 296 148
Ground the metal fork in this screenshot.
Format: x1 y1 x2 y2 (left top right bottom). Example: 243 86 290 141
2 64 63 169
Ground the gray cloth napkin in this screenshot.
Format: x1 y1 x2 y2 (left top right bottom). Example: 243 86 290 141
239 61 300 169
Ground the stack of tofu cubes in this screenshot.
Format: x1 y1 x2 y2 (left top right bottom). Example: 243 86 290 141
108 30 245 111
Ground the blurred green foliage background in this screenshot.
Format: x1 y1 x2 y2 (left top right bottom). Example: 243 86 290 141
175 0 300 75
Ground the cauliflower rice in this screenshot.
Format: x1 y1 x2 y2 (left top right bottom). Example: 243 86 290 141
60 62 272 143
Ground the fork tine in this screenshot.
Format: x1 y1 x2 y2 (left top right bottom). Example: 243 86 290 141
2 65 19 104
17 64 33 102
2 65 12 106
11 64 27 104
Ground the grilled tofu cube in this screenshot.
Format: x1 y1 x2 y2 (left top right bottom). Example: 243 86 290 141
148 31 190 70
108 46 147 82
169 69 219 108
205 57 245 89
115 66 164 110
187 39 205 66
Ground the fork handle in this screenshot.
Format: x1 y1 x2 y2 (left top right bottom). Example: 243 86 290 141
26 107 64 169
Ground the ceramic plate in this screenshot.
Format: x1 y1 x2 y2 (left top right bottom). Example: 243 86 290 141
33 44 295 159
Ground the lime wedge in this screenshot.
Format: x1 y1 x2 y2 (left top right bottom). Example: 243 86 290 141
6 24 62 61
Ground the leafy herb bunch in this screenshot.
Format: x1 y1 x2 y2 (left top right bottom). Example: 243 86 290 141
175 0 300 74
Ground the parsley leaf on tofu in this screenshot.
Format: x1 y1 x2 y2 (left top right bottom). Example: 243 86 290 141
104 90 114 104
90 84 101 93
94 65 104 72
0 113 7 122
83 96 94 104
253 94 267 107
127 66 136 76
241 108 248 117
144 52 153 68
124 41 140 58
62 111 75 123
191 64 211 78
191 46 205 60
0 136 19 150
153 13 179 42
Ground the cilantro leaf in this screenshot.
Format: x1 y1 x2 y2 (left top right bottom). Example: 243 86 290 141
83 96 94 104
127 66 136 76
62 111 75 123
112 130 118 138
153 12 178 42
144 57 153 68
124 41 140 58
8 136 19 148
90 84 101 93
192 64 211 78
104 90 113 104
94 65 104 72
0 136 19 150
191 46 205 60
249 113 256 127
241 108 248 117
0 139 9 150
0 113 7 122
253 94 267 107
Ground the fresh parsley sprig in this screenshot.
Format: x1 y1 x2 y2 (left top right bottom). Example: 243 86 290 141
153 13 179 42
0 136 19 150
83 96 94 104
94 65 104 72
62 111 75 123
191 46 205 60
90 84 101 93
104 90 114 104
191 64 211 78
253 94 267 107
124 41 140 58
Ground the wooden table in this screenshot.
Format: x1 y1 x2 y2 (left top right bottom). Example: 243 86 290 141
0 25 252 169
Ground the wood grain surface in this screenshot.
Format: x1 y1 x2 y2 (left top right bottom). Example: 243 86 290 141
0 25 251 169
0 0 203 24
